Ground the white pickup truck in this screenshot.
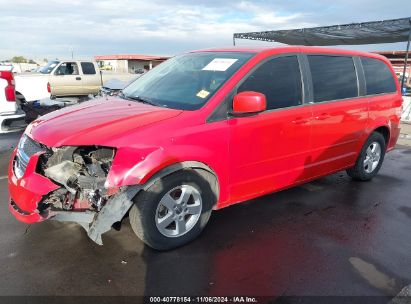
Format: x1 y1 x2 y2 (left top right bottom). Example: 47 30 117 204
15 60 138 103
0 66 25 133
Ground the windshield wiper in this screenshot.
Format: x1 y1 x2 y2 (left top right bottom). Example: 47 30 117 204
120 92 160 107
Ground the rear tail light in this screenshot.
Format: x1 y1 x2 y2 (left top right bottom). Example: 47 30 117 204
0 70 16 101
47 82 51 93
5 86 15 101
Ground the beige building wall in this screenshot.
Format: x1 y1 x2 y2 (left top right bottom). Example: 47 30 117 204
128 60 164 73
99 59 128 73
128 60 148 73
98 58 167 74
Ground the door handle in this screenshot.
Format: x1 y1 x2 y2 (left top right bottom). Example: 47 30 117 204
292 117 310 124
314 113 331 120
76 77 81 80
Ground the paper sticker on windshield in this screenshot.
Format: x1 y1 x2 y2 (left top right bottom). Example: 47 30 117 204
202 58 238 71
196 89 210 98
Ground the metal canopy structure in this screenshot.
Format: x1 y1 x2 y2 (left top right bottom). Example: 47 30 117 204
233 17 411 91
233 17 411 46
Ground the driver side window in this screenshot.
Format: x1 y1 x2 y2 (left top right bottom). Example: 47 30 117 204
55 62 79 75
238 56 302 110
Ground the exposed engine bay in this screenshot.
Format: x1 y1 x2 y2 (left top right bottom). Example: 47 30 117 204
14 140 141 245
12 134 142 245
38 146 115 212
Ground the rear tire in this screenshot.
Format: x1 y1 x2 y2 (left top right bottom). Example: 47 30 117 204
129 170 215 250
347 132 386 181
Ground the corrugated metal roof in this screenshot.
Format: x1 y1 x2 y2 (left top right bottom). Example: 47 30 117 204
234 17 411 46
374 51 411 55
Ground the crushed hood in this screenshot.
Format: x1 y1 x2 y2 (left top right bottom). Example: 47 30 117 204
26 97 183 147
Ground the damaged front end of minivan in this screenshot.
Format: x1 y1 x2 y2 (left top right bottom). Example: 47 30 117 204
10 135 140 245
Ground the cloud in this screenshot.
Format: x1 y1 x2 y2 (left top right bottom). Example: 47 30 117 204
0 0 409 60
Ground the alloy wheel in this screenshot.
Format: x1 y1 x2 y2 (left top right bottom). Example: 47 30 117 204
363 141 381 173
155 185 202 237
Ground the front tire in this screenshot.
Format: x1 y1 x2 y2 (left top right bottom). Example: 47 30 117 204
347 132 386 181
129 170 215 250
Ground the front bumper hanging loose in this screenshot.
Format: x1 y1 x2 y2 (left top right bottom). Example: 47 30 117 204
8 135 142 245
48 185 140 245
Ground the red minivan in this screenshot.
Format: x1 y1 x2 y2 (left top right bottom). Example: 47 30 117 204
8 47 402 250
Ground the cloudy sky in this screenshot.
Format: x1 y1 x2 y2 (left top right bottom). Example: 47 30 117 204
0 0 409 60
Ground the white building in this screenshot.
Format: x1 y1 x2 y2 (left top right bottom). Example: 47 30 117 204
95 54 169 74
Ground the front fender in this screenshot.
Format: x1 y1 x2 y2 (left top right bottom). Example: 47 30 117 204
105 145 215 188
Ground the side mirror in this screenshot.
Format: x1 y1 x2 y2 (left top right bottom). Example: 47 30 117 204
232 91 266 115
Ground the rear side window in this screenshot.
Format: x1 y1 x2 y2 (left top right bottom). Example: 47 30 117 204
81 62 96 75
238 56 302 110
361 57 396 95
308 55 358 102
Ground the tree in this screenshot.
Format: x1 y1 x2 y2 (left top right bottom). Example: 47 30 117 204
28 59 37 64
11 56 27 63
43 58 48 63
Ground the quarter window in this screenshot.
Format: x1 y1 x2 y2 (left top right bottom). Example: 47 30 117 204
238 56 302 110
81 62 96 75
361 57 397 95
308 55 358 102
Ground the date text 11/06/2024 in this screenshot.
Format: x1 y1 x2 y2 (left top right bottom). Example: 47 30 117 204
149 296 258 303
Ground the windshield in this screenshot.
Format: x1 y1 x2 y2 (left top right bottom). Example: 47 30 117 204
38 60 60 74
122 52 254 110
